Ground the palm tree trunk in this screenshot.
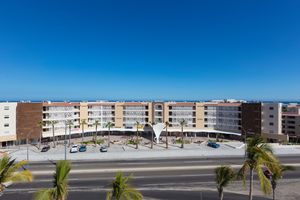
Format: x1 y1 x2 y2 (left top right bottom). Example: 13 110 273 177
166 127 168 149
218 188 224 200
68 126 71 147
108 128 111 147
136 129 139 149
151 130 153 149
249 168 254 200
52 124 56 148
81 127 84 144
273 188 275 200
39 132 42 149
95 125 98 146
181 126 184 148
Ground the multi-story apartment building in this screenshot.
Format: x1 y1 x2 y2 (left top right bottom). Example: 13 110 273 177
261 103 282 135
42 102 81 137
204 103 242 133
0 102 17 147
16 102 43 143
0 100 291 145
163 102 205 129
86 102 115 129
260 103 288 142
282 104 300 141
120 102 151 128
241 102 262 135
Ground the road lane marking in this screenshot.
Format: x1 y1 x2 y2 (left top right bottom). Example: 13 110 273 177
31 163 300 175
30 173 216 182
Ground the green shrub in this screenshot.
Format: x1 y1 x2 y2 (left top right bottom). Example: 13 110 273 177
82 139 105 145
127 139 140 145
175 138 191 144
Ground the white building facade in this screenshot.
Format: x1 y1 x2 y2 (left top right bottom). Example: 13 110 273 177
261 103 282 135
0 102 17 146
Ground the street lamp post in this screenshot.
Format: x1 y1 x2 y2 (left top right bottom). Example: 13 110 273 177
241 127 248 159
26 137 29 161
68 124 71 147
25 132 32 161
64 121 67 160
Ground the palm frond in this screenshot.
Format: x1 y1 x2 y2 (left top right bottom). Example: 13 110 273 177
255 161 272 194
10 170 33 182
108 172 143 200
215 166 236 190
0 156 33 185
34 188 54 200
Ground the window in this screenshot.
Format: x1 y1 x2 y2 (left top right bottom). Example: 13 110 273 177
269 107 274 110
269 130 274 134
4 123 9 127
4 106 9 110
269 115 274 118
269 122 274 126
4 115 9 119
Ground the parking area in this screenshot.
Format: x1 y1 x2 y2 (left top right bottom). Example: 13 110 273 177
3 136 300 162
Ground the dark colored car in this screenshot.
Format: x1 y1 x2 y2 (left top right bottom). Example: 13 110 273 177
207 141 220 149
100 146 108 152
79 145 87 152
41 145 50 152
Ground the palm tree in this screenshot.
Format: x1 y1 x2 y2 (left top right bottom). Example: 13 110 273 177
37 121 45 149
80 119 87 143
165 121 170 149
135 121 140 149
66 120 73 147
105 121 114 147
106 172 143 200
238 136 281 200
35 160 71 200
93 119 101 146
0 156 33 195
179 119 187 148
215 166 236 200
270 165 294 200
149 122 155 149
48 121 58 148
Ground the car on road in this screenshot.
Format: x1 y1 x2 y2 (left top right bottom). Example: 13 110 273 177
70 145 79 153
100 146 108 152
41 145 50 152
79 145 87 152
207 141 220 149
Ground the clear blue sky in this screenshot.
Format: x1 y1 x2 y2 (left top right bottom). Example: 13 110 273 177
0 0 299 101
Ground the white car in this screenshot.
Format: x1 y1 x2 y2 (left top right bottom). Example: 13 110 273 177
70 145 78 153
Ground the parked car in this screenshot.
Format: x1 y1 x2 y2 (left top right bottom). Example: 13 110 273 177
70 145 78 153
207 141 220 149
79 145 87 152
100 146 108 152
41 145 50 152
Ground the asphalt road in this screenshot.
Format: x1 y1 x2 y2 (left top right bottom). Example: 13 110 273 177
3 156 300 200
